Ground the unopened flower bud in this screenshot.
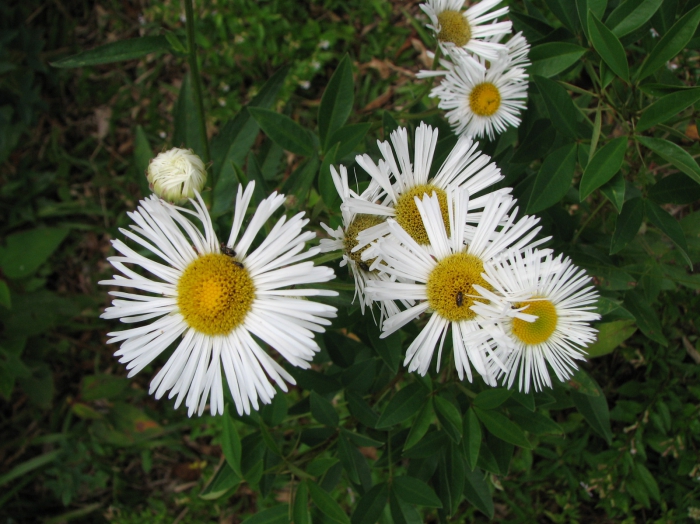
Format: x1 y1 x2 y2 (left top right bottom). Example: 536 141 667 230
147 148 206 204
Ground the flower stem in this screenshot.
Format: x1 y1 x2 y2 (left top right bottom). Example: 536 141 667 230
184 0 210 164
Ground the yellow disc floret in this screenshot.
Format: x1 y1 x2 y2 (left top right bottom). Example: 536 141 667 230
395 185 450 245
344 214 385 271
437 10 471 47
177 253 255 336
511 299 559 345
469 83 502 117
426 252 490 322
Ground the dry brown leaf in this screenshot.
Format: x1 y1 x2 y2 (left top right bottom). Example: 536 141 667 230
93 106 112 140
362 88 394 112
683 336 700 364
686 123 699 141
411 38 432 68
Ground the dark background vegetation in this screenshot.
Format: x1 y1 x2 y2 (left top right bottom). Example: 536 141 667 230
1 0 700 522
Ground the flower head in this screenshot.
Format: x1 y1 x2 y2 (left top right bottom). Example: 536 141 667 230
420 43 529 140
342 122 508 254
365 189 544 383
319 165 401 324
146 148 207 204
420 0 513 60
472 249 600 392
100 183 337 416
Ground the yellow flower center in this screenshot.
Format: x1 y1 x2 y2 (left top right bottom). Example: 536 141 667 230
469 83 502 117
343 214 385 271
511 299 559 345
394 185 450 245
437 10 471 47
426 252 490 322
177 253 255 336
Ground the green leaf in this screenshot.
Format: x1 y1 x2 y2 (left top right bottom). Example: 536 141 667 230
528 43 587 78
463 469 494 519
319 143 340 210
473 389 513 410
346 390 379 428
283 155 320 204
307 458 339 478
0 281 10 309
328 123 371 160
222 406 243 478
389 491 422 524
0 450 61 486
473 407 532 449
599 171 626 213
211 67 288 214
527 143 578 213
248 107 316 157
577 0 607 39
462 409 482 470
308 480 351 524
649 172 700 204
533 76 584 140
606 0 663 37
585 320 637 357
637 88 700 132
393 476 442 508
319 55 354 148
240 505 289 524
337 433 368 488
375 383 428 429
635 463 661 502
509 407 564 435
580 136 627 200
81 374 128 401
199 463 241 500
402 430 448 459
637 5 700 81
340 428 384 448
637 136 700 185
571 388 613 444
293 482 310 524
341 358 376 394
566 369 604 397
173 73 206 158
433 397 462 443
0 228 69 280
310 391 339 427
624 289 668 346
544 0 581 32
645 199 692 267
588 11 629 82
403 401 433 451
50 36 170 68
351 483 388 524
610 197 644 254
367 323 402 374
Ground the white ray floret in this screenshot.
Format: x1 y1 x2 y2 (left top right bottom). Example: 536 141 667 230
365 189 545 384
471 249 600 393
100 182 337 417
421 0 512 61
318 164 401 324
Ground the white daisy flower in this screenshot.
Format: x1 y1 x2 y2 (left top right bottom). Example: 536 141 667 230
420 0 512 61
100 183 338 417
342 122 509 254
146 147 207 204
472 250 600 393
365 189 545 383
319 164 401 324
420 52 529 140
